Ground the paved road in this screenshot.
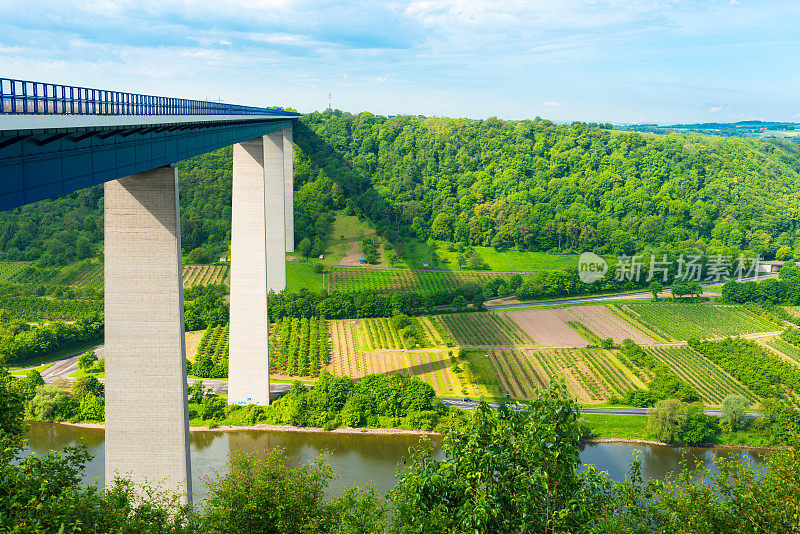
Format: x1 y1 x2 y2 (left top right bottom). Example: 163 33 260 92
13 345 104 383
441 398 762 418
485 273 778 311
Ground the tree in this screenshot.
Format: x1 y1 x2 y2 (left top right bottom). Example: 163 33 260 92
650 281 663 301
200 448 386 533
389 384 599 533
78 350 98 372
671 280 689 299
647 398 688 444
0 368 24 436
72 375 104 399
314 262 324 274
187 246 212 264
298 237 312 259
451 295 467 309
721 393 750 430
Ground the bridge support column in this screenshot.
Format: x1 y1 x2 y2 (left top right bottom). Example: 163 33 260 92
104 166 192 503
265 130 287 291
283 125 294 253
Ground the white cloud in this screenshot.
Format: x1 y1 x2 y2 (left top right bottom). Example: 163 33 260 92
544 101 562 107
709 105 724 113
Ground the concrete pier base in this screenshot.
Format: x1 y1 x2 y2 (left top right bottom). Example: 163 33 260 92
228 138 271 405
104 166 192 503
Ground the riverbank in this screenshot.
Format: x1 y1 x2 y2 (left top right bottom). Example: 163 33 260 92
50 420 442 436
46 420 779 449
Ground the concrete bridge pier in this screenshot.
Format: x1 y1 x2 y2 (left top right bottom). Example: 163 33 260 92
228 125 292 405
283 126 294 253
104 166 192 503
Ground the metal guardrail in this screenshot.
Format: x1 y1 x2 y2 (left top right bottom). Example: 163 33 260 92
0 78 290 117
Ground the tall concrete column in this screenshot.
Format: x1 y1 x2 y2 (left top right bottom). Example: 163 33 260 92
229 138 271 405
104 166 192 503
265 130 287 292
283 126 294 253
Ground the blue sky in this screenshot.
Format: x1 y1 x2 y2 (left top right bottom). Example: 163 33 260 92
1 0 798 123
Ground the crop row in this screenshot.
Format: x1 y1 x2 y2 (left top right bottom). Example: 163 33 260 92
69 264 104 289
481 348 642 402
325 266 522 293
645 346 757 405
328 320 363 378
689 337 800 403
0 262 26 283
619 303 778 341
189 324 230 379
0 296 102 321
273 316 329 377
183 265 228 288
437 312 533 347
762 338 800 368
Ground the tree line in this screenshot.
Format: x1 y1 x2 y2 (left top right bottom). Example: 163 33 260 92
3 374 800 533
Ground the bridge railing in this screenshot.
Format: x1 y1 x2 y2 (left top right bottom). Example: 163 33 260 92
0 78 286 117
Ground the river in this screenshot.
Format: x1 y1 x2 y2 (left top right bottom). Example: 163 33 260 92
22 422 768 502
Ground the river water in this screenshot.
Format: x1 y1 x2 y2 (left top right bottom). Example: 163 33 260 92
22 422 768 502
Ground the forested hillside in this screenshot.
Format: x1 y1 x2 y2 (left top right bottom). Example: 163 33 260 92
2 111 800 264
302 112 800 258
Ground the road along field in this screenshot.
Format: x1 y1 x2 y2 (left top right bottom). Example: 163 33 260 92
644 345 758 406
183 264 228 288
613 302 779 341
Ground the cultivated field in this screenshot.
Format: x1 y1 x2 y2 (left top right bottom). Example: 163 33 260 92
194 323 230 361
760 337 800 368
645 346 758 405
0 262 27 282
183 265 228 287
616 303 778 341
565 305 653 344
69 264 103 289
505 309 588 347
325 344 484 397
479 348 645 403
325 266 511 293
437 312 534 347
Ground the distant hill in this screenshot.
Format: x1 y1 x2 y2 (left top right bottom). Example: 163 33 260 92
622 120 800 142
1 111 800 266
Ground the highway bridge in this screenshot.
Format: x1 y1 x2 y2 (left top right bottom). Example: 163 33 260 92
1 78 300 503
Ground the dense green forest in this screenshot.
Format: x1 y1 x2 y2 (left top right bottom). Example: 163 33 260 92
2 112 800 264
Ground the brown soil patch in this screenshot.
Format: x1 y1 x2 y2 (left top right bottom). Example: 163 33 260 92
565 305 652 344
506 309 588 347
339 240 385 267
185 330 205 361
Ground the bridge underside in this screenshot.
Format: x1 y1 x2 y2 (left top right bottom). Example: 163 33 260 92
0 117 291 211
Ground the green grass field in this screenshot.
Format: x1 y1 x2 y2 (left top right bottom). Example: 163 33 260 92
580 414 648 440
617 303 778 341
287 262 323 292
